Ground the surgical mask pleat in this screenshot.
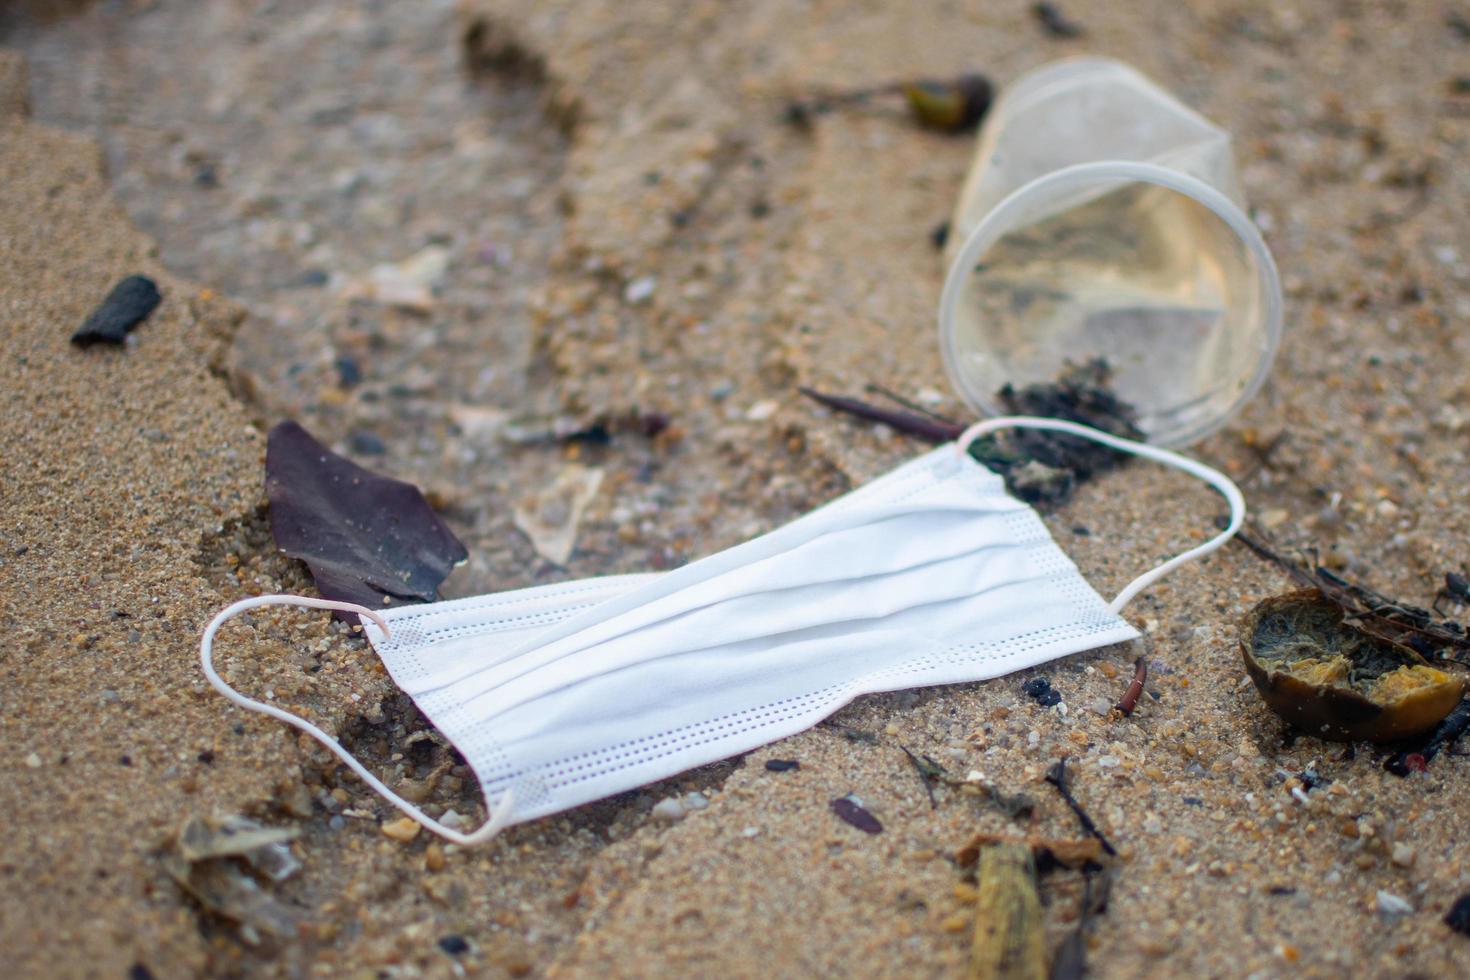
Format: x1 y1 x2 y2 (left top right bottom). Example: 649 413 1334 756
413 494 1028 705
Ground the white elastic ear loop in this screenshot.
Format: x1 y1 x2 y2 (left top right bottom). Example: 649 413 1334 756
956 416 1245 614
200 594 516 846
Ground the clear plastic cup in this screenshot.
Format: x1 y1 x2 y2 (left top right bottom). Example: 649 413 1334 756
938 57 1282 447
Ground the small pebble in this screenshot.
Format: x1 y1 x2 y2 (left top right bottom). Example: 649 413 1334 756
1390 842 1416 867
765 759 800 772
425 843 445 872
1444 892 1470 935
745 400 779 422
1036 689 1062 708
381 816 422 842
1088 698 1112 716
1097 755 1121 768
334 355 362 387
438 935 469 956
1021 677 1051 698
1376 890 1413 918
24 752 42 769
682 791 709 811
623 275 657 304
651 798 686 823
71 274 162 346
348 431 387 455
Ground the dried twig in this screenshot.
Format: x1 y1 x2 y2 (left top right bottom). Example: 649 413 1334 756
798 387 962 443
1231 525 1470 658
1044 759 1117 857
900 745 945 810
864 383 962 426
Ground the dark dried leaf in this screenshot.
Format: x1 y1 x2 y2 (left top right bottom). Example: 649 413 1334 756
764 759 800 772
71 274 161 346
831 795 883 834
1033 2 1085 38
266 421 467 616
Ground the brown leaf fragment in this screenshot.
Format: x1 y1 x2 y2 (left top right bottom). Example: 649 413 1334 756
955 832 1103 870
969 841 1046 980
266 421 467 617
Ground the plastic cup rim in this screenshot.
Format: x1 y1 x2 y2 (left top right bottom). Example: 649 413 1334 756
937 159 1284 448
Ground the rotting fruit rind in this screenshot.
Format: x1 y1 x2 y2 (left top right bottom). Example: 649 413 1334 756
1241 589 1467 742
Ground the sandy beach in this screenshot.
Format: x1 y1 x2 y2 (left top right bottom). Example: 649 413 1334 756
4 1 1470 976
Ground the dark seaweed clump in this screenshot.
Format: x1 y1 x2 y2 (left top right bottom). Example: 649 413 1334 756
972 358 1143 506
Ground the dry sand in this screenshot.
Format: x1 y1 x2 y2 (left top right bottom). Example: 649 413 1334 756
4 1 1470 976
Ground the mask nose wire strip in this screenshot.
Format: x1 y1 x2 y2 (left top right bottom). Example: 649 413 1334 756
200 594 516 846
955 416 1246 615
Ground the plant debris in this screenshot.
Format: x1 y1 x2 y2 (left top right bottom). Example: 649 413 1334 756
784 72 993 135
901 745 949 809
830 795 883 834
995 359 1142 477
1049 869 1112 980
163 815 304 946
266 420 467 616
1114 657 1147 715
955 832 1104 871
801 359 1141 508
71 274 161 346
764 759 800 772
1242 590 1466 742
900 75 995 133
1384 697 1470 775
175 814 301 881
1230 525 1470 660
980 785 1037 822
1032 3 1085 39
1044 759 1117 857
512 463 604 566
968 841 1046 980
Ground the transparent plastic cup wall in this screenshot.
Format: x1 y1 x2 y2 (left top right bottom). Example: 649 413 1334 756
939 57 1283 447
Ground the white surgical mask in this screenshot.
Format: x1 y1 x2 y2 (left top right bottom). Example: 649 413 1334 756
202 417 1244 846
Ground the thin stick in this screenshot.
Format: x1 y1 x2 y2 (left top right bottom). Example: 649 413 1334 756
1231 525 1470 655
864 383 962 426
798 387 963 443
1044 759 1117 857
900 745 940 810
